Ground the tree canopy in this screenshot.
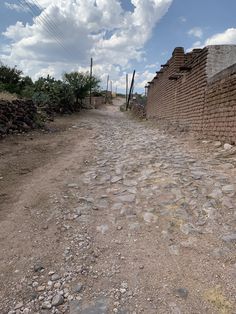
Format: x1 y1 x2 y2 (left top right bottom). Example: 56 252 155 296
0 63 102 113
0 63 23 94
63 71 100 107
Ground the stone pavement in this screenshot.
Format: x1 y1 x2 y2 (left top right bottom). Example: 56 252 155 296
6 103 236 314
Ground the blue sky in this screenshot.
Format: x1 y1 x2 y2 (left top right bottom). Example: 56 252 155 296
143 0 236 67
0 0 236 93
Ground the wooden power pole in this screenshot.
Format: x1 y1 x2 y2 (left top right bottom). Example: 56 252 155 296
89 57 93 106
126 70 135 111
106 75 109 103
126 73 128 107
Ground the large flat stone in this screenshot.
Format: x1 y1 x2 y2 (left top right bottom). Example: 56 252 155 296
70 298 107 314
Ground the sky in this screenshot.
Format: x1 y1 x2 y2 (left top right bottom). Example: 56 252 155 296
0 0 236 94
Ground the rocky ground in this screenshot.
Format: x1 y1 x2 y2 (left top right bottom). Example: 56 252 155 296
0 98 235 314
0 98 40 136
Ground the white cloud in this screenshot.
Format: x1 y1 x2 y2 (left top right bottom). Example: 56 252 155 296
205 28 236 45
111 69 155 92
145 62 159 69
4 2 29 12
179 16 187 23
3 21 32 41
186 40 203 52
187 27 236 53
192 41 202 47
134 70 156 89
161 51 168 56
188 27 203 39
1 0 173 92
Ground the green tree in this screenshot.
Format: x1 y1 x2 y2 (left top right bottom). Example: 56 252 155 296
63 71 100 109
33 76 56 112
21 75 33 86
0 63 36 97
33 75 74 113
0 63 23 94
20 75 35 98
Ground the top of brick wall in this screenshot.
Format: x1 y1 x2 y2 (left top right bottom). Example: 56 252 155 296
206 45 236 80
207 62 236 84
147 45 236 87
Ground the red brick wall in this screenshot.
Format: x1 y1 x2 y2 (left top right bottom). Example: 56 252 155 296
147 47 185 120
174 48 208 132
203 64 236 144
146 46 236 143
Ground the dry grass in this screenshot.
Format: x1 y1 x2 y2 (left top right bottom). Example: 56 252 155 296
204 287 233 314
0 92 18 101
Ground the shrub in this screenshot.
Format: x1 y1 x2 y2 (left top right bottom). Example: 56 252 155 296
63 71 100 109
33 76 75 113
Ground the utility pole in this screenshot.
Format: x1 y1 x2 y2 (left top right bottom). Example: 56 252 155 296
126 70 135 111
89 57 93 106
126 73 128 107
106 74 109 103
110 80 113 99
131 81 134 99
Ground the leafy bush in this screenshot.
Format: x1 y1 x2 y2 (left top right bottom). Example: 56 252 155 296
63 71 100 109
0 63 35 97
33 75 75 113
0 63 102 115
0 63 22 94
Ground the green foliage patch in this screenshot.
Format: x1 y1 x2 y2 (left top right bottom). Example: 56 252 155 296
0 62 101 115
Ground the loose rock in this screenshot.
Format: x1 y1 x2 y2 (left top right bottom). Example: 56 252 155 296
221 233 236 243
51 294 64 307
73 283 83 293
51 274 61 281
42 301 52 309
175 288 189 299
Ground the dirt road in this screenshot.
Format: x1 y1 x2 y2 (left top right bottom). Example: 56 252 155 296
0 99 235 314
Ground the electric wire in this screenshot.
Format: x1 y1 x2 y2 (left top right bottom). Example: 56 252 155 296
28 0 67 45
17 0 75 61
19 0 71 56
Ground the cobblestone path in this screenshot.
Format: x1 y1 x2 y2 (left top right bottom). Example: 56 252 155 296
3 101 236 314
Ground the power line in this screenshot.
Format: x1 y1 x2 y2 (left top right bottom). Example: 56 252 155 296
20 0 70 55
29 0 67 44
17 0 74 61
29 0 78 61
21 0 65 44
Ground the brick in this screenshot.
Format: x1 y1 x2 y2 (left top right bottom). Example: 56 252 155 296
146 46 236 143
